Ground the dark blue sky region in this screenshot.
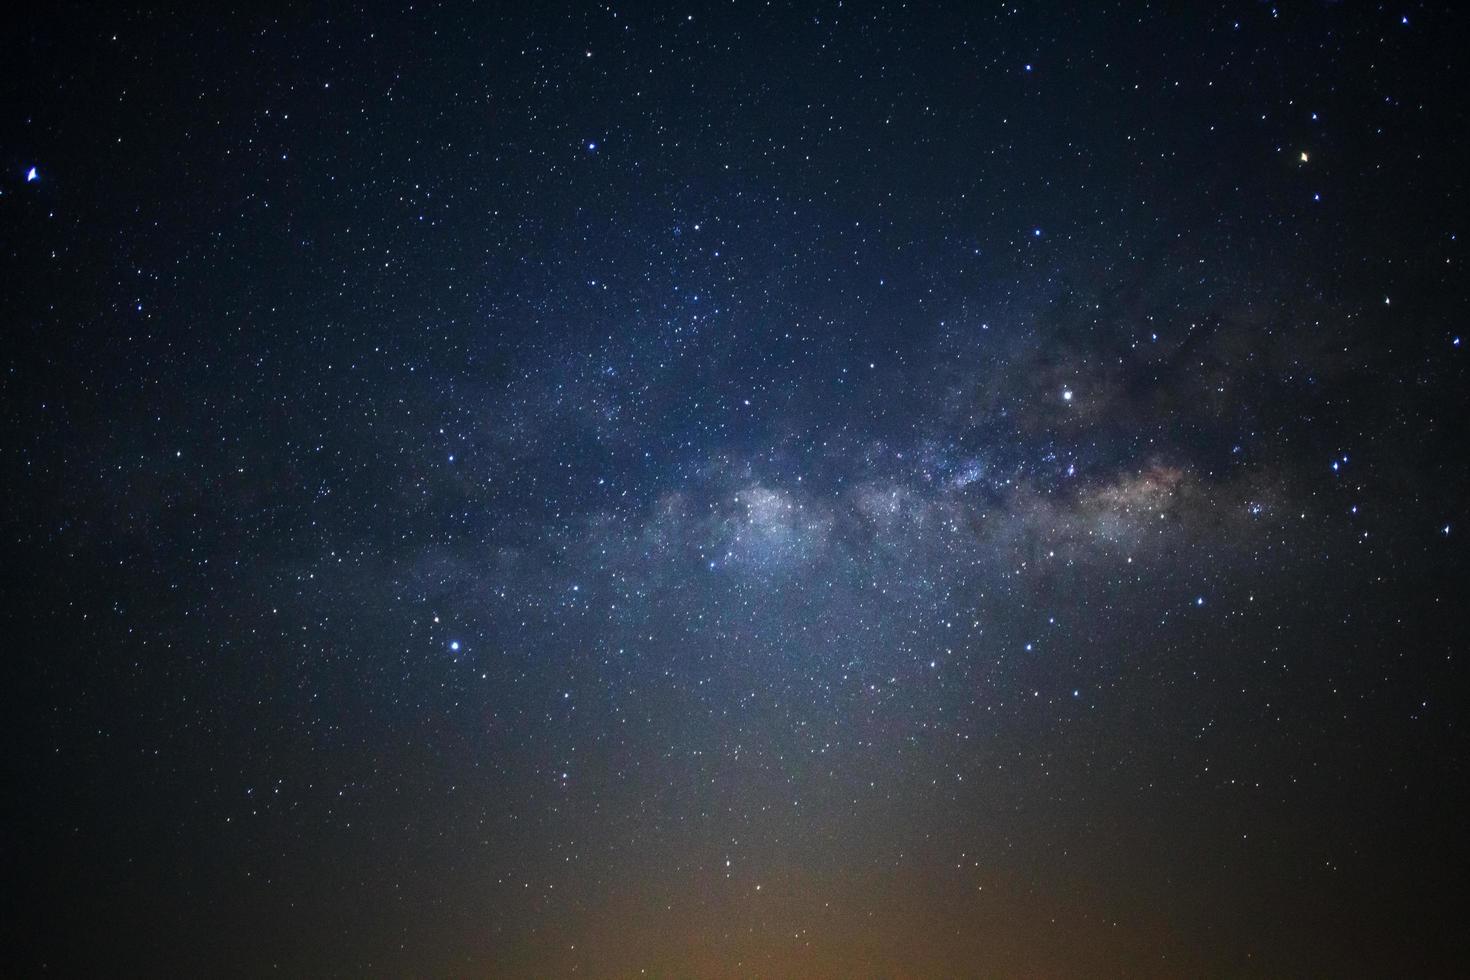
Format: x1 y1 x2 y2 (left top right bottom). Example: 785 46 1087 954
4 3 1468 976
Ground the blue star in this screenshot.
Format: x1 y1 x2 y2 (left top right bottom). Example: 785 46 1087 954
26 166 38 182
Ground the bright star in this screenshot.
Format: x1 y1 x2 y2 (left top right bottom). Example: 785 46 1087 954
26 167 38 182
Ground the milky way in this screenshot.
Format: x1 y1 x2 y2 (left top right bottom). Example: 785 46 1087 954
5 3 1468 976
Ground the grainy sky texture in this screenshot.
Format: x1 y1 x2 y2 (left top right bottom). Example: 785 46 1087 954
3 3 1468 976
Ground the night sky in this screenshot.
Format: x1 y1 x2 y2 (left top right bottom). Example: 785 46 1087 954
4 3 1469 976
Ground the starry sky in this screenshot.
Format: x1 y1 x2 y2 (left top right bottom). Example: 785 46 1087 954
3 2 1469 976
